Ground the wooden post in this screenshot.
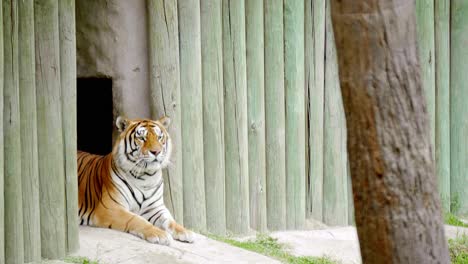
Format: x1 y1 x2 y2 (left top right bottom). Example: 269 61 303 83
178 0 206 231
35 0 67 258
284 0 306 229
19 0 41 261
347 160 354 224
223 0 249 234
200 0 226 235
0 1 4 262
3 1 25 262
450 0 468 214
416 0 436 159
59 0 79 252
306 0 326 222
147 0 184 225
323 1 348 226
246 0 267 232
434 0 450 212
306 0 326 221
264 0 286 231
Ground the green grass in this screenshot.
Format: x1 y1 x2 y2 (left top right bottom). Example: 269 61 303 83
207 234 337 264
445 213 468 228
449 234 468 264
64 256 98 264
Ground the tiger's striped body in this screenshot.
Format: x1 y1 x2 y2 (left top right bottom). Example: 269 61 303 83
77 116 193 245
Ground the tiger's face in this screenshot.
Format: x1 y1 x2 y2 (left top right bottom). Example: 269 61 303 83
113 116 172 178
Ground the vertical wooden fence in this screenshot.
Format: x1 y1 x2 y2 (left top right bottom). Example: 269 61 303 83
450 0 468 215
144 0 468 234
1 0 78 262
415 0 468 215
144 0 354 235
0 0 467 262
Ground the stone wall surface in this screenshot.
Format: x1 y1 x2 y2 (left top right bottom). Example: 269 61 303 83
76 0 151 121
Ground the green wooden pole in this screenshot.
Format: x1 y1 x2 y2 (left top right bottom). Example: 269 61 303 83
35 0 67 258
147 0 184 225
3 1 25 262
347 160 354 224
450 0 468 215
323 1 348 226
307 0 326 222
264 0 286 231
223 0 249 234
178 0 206 231
0 1 4 262
201 0 226 235
246 0 267 232
416 0 436 160
19 0 41 261
434 0 450 212
284 0 306 229
59 0 79 252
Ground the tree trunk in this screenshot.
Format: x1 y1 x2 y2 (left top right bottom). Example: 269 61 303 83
330 1 450 263
147 0 184 225
200 0 226 235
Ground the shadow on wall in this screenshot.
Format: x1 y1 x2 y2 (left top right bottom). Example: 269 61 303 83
77 77 114 155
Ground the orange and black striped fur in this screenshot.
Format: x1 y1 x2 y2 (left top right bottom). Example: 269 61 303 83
77 116 193 245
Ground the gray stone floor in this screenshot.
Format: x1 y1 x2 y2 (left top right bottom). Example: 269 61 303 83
272 225 468 264
69 226 280 264
41 224 468 264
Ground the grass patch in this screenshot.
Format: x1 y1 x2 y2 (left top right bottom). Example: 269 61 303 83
449 234 468 264
64 256 98 264
445 213 468 228
207 234 337 264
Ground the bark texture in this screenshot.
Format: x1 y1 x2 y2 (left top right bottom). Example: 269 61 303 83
330 1 450 263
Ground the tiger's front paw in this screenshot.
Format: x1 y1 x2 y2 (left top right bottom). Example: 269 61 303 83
172 229 195 243
169 221 195 243
146 229 173 246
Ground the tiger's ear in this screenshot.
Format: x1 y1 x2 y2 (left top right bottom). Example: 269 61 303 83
116 116 129 132
158 116 171 128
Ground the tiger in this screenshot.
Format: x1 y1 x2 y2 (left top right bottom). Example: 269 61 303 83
77 116 194 245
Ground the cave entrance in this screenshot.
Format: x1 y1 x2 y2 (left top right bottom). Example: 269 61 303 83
77 77 114 155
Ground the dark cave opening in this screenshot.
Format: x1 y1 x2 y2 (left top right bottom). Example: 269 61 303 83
77 77 114 155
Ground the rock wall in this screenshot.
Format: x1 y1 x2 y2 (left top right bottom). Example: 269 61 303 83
76 0 151 121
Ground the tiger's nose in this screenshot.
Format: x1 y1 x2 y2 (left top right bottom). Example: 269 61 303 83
150 150 160 156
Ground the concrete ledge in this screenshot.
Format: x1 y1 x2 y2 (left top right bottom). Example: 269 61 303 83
71 226 280 264
271 225 468 264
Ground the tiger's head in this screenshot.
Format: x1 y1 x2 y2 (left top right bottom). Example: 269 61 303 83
113 116 173 178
